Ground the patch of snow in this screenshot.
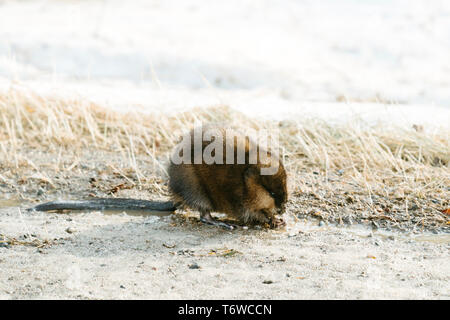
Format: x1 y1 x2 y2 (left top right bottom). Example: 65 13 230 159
0 0 449 126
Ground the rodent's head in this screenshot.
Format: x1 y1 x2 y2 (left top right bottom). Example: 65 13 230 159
259 161 288 214
244 159 288 222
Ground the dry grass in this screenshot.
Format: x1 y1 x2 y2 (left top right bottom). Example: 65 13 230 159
0 89 449 231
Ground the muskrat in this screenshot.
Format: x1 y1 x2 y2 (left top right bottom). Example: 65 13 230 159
31 126 288 229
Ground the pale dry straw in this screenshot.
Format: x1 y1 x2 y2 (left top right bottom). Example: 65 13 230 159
0 89 448 230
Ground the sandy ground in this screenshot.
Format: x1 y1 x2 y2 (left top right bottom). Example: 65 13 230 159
0 203 449 300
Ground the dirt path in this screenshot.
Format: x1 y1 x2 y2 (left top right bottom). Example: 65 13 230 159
1 205 448 299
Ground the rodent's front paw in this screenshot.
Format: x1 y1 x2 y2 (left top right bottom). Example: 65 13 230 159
269 217 286 229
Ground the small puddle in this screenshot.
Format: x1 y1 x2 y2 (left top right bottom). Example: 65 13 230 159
286 218 450 244
342 224 450 244
0 199 23 208
412 234 450 244
101 209 173 217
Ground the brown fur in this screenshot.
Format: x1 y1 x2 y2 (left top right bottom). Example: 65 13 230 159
31 126 288 229
168 127 288 227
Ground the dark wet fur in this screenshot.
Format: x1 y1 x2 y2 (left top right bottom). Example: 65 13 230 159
168 127 288 228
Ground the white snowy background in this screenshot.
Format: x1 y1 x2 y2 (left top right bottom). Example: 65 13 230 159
0 0 449 125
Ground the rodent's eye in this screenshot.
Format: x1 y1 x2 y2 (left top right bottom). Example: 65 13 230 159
270 192 276 197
